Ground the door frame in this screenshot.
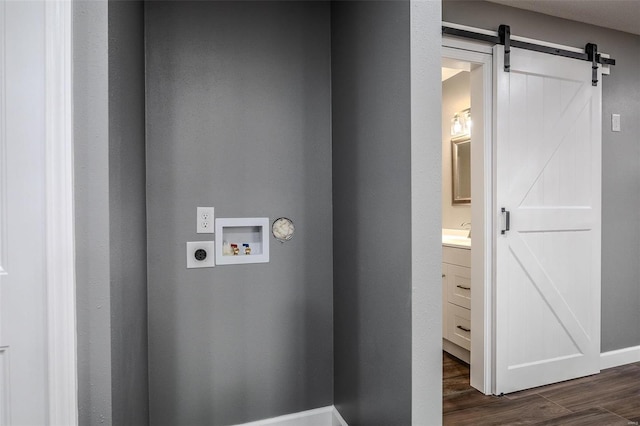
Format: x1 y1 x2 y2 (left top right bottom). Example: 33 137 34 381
44 0 78 424
442 36 494 395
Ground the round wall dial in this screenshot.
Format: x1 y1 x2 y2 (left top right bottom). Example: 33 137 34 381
272 217 295 242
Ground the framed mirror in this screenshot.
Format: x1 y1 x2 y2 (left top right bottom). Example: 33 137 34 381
451 135 471 204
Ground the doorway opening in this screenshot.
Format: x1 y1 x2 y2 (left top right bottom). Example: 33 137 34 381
441 39 494 396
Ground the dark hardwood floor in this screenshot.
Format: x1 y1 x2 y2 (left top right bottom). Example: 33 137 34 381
443 352 640 425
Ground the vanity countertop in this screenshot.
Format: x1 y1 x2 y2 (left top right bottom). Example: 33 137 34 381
442 229 471 249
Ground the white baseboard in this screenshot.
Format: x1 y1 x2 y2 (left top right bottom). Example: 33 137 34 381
600 345 640 370
332 407 348 426
234 406 348 426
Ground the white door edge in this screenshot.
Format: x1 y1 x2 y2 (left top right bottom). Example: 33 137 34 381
44 1 78 424
442 39 494 395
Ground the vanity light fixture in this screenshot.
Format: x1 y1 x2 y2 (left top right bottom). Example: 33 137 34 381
451 114 463 135
463 108 472 133
451 108 471 137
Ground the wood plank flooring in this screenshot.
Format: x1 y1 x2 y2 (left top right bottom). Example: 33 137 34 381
443 352 640 425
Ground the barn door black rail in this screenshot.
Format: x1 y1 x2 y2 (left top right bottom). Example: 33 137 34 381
442 24 616 85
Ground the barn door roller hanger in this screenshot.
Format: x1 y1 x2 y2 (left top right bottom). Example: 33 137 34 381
442 24 616 86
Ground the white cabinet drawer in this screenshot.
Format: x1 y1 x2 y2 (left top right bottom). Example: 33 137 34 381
446 264 471 309
442 246 471 268
442 243 472 355
446 303 471 351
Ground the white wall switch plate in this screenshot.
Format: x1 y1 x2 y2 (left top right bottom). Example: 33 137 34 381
600 53 611 75
197 207 215 233
186 241 215 268
612 114 621 132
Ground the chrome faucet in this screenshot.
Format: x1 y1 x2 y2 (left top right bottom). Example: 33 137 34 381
461 222 471 239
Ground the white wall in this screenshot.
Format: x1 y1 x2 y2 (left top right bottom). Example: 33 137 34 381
410 1 445 422
1 2 48 423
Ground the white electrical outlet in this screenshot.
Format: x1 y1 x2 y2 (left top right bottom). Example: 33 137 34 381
612 114 621 132
186 241 215 268
197 207 215 233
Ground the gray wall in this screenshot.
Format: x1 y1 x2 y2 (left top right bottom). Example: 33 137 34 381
74 2 112 423
442 71 471 229
331 2 413 424
443 0 640 352
145 2 333 425
75 1 148 424
108 1 149 425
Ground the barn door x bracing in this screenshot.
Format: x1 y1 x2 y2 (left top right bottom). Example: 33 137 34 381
494 45 602 395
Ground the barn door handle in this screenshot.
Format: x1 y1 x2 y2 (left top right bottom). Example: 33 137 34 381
501 208 510 235
457 325 471 333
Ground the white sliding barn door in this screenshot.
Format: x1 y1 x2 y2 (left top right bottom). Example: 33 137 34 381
494 45 602 394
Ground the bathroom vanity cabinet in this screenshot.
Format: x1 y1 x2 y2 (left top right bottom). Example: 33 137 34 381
442 244 471 362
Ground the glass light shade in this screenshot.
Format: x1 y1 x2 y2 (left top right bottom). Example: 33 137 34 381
451 115 462 136
451 108 471 137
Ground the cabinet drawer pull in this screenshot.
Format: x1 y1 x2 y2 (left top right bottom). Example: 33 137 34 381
456 325 470 333
442 274 446 278
456 285 470 290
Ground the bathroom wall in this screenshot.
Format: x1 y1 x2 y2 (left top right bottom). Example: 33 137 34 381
332 2 413 424
145 2 333 424
441 71 471 230
74 1 148 424
444 0 640 352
